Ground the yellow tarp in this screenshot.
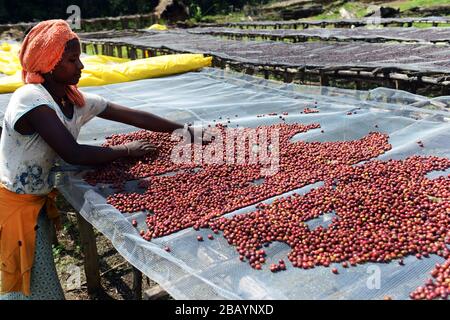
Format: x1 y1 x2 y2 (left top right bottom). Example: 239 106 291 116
0 43 21 76
148 24 168 31
0 42 212 94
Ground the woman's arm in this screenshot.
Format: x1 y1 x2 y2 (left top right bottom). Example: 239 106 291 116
98 102 185 133
22 105 155 165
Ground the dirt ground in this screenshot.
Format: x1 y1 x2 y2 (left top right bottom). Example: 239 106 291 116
55 194 171 300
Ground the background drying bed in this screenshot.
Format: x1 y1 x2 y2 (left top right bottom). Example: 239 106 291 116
80 30 450 74
199 16 450 29
188 27 450 44
0 68 449 299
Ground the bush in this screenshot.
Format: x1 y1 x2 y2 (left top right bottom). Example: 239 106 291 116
0 0 273 24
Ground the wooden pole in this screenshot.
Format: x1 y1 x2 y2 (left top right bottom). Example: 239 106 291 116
76 212 101 295
132 266 143 300
144 285 170 300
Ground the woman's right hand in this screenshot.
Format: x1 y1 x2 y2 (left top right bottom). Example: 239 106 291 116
123 140 157 157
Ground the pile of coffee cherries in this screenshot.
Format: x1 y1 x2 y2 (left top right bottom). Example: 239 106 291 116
84 130 199 188
86 122 449 300
208 156 449 300
103 124 391 240
410 259 450 300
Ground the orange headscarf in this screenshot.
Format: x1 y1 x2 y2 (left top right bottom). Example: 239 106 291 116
19 19 85 107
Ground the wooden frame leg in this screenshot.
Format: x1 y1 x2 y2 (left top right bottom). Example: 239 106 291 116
144 285 170 300
132 266 142 300
76 212 102 295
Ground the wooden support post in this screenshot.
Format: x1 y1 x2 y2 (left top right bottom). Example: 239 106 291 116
132 266 142 300
245 66 255 76
50 221 58 246
355 79 363 90
409 81 418 94
213 57 226 69
138 16 145 29
297 69 306 84
104 43 110 56
319 72 330 86
144 285 170 300
76 212 101 295
284 70 295 83
130 47 137 60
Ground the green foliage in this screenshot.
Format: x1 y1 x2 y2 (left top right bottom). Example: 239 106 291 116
1 1 449 24
0 0 274 24
189 3 203 22
0 0 159 24
185 0 272 16
389 0 450 12
52 244 65 259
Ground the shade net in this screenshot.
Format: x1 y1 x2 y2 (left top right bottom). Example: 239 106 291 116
0 68 449 300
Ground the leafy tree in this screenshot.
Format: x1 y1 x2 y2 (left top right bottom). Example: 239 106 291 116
0 0 271 24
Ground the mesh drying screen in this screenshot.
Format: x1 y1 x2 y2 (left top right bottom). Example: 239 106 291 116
0 68 448 299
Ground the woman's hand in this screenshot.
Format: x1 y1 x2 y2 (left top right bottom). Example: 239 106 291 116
122 140 157 157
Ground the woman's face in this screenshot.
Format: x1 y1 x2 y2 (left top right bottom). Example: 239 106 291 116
49 38 84 85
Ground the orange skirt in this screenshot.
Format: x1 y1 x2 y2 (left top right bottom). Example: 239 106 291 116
0 186 59 296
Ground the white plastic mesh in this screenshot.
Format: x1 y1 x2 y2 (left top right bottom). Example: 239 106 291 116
0 68 448 299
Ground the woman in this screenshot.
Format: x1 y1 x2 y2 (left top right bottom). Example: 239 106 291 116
0 20 193 300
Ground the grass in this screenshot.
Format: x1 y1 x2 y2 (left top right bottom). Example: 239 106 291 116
307 0 450 21
308 2 371 21
387 0 450 11
196 1 450 23
199 12 248 24
412 21 450 27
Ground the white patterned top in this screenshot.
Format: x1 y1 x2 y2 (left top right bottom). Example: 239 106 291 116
0 84 108 195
